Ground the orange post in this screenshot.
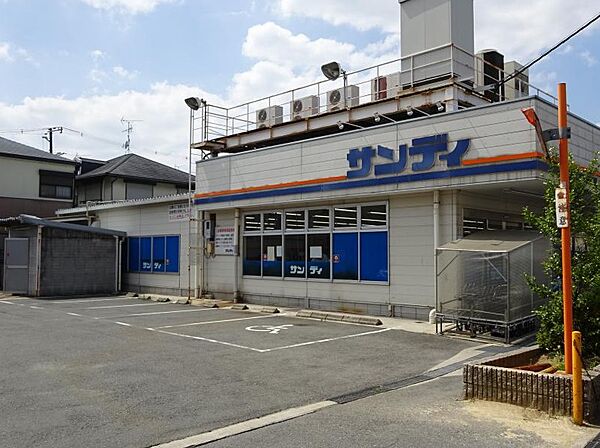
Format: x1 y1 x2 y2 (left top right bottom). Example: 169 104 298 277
572 331 583 425
558 83 574 374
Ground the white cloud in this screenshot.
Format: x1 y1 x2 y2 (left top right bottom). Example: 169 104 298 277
579 50 598 66
0 83 223 168
88 68 108 83
275 0 398 33
229 22 399 102
90 49 106 61
0 42 13 62
273 0 600 62
80 0 174 14
113 65 139 79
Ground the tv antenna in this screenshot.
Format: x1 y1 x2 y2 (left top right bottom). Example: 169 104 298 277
120 117 142 153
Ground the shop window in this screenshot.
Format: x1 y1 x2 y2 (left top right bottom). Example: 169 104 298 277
360 232 388 281
361 204 387 228
285 210 305 230
127 235 180 274
284 234 306 278
128 237 140 272
243 236 261 276
140 237 152 272
262 235 282 277
334 207 358 228
244 214 261 232
39 170 74 200
308 209 330 229
307 233 330 279
165 236 180 273
153 237 166 272
263 212 282 231
332 233 358 280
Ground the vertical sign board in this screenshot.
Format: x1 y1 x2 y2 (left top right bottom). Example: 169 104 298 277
214 226 235 255
168 203 191 222
555 187 568 228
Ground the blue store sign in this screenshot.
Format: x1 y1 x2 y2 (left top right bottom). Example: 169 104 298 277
346 133 470 179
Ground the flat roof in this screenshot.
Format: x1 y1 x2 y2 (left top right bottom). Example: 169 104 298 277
438 230 544 253
0 214 126 237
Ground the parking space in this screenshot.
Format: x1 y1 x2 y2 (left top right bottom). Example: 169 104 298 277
0 295 484 448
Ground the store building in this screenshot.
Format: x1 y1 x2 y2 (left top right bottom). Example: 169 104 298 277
56 0 600 322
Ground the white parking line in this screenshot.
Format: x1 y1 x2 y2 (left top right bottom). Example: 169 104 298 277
29 305 44 310
66 312 82 317
85 302 168 310
155 314 277 329
260 328 392 353
151 401 336 448
109 308 217 318
115 321 132 327
45 297 134 304
0 301 15 305
151 328 264 353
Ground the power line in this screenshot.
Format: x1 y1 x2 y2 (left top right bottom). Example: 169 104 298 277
499 10 600 89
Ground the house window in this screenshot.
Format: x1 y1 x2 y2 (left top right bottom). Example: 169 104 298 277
39 170 73 200
126 182 153 200
127 235 180 273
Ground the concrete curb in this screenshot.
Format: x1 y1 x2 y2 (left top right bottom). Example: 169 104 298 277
230 304 249 310
260 306 280 314
296 309 382 326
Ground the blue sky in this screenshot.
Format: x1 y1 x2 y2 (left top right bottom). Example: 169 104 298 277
0 0 599 167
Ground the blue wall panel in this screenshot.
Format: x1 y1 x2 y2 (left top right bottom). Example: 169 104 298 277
333 233 358 280
360 232 388 282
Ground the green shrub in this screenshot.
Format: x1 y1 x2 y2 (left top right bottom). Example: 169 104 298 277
524 149 600 359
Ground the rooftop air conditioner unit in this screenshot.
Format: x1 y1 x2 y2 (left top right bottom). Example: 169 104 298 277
371 72 401 101
504 61 529 100
326 85 360 112
290 95 320 120
255 105 283 129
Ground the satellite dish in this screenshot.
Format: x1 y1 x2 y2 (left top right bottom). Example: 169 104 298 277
321 61 342 81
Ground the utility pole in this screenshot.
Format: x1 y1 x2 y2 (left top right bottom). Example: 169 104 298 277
42 127 63 154
121 117 142 153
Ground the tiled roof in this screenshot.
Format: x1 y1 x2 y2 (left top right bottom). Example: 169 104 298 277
77 153 192 184
0 136 76 164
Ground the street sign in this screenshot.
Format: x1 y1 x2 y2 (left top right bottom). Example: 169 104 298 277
555 187 568 228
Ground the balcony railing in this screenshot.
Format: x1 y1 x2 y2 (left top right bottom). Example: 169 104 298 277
192 44 558 146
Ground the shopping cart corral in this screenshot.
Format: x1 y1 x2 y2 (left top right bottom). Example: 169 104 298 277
435 231 550 343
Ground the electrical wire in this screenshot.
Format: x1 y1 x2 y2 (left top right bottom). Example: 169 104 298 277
498 11 600 89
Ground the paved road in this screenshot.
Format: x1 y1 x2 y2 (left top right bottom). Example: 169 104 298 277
0 295 478 447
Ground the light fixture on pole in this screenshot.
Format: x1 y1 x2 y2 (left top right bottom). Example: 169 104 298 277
373 112 395 123
337 120 363 130
184 96 202 302
322 61 348 108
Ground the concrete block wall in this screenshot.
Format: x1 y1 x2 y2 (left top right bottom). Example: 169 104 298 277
40 227 117 296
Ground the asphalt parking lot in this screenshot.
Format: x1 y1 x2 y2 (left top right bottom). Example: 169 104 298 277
3 295 589 448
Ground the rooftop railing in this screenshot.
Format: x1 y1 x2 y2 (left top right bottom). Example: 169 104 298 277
192 44 558 146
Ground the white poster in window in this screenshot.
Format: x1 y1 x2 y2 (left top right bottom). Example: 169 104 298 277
214 226 235 255
267 246 276 261
168 203 191 222
276 245 282 257
309 246 322 259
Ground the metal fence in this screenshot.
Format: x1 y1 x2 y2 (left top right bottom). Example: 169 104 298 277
192 44 559 145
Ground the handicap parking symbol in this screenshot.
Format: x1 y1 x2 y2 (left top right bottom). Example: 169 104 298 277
245 324 294 335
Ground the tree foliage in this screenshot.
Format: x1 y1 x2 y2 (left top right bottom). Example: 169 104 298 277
523 149 600 359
